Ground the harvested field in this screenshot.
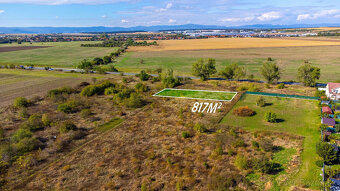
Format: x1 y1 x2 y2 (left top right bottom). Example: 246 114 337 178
128 38 340 52
0 46 51 53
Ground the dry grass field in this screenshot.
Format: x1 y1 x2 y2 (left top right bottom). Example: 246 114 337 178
129 37 340 52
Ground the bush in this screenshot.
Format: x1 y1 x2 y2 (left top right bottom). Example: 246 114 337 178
234 154 248 170
11 128 32 143
251 156 275 174
20 114 44 131
277 83 285 89
80 81 115 97
0 128 4 139
137 70 150 81
232 139 246 148
256 96 266 107
80 109 92 118
14 137 40 155
57 99 81 114
182 131 190 138
18 108 29 119
162 69 181 88
104 87 117 95
227 148 236 156
125 93 144 108
193 123 207 133
233 106 255 117
259 139 274 152
48 86 75 98
252 141 259 148
135 83 148 93
13 97 29 108
264 111 277 123
315 160 324 167
41 114 51 126
59 121 77 134
315 90 326 97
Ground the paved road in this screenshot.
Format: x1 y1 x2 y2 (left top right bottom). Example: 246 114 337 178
1 65 327 87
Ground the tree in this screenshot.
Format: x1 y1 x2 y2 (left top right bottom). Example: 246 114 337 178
298 64 320 87
78 59 93 70
103 56 111 64
256 96 266 107
220 63 246 80
316 142 338 165
264 111 277 123
92 57 104 65
137 70 150 81
192 58 217 81
261 62 281 84
162 69 181 88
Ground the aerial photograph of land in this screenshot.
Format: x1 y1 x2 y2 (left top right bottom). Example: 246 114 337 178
1 0 340 191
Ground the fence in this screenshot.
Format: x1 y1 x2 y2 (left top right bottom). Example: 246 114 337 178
245 91 320 100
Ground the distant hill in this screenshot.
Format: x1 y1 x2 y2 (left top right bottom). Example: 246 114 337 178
1 23 340 34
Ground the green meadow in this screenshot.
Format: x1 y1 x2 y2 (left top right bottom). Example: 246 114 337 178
221 94 321 190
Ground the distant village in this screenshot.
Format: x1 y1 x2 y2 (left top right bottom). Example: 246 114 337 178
0 28 321 44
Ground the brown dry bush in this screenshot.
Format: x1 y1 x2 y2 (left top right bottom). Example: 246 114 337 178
232 106 255 117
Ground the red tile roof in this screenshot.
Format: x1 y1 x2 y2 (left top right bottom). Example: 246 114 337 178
322 106 333 114
328 83 340 95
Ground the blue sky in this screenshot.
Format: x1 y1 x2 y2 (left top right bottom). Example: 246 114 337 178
1 0 340 27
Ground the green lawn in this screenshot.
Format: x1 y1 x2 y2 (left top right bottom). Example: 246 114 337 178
154 88 237 101
220 94 321 190
0 41 117 68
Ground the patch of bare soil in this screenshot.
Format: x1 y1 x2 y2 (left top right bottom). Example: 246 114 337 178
0 46 51 53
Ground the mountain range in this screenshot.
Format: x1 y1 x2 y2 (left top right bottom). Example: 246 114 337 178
1 24 340 34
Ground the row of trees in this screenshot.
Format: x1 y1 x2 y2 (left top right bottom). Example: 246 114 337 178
81 38 157 47
192 58 321 87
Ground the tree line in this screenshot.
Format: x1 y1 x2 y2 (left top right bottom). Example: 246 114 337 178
81 38 157 47
192 58 321 87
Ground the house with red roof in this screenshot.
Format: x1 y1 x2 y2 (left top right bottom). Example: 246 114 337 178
322 106 333 114
326 83 340 100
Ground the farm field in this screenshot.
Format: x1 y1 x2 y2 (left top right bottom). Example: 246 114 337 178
117 43 340 82
154 88 237 101
0 41 117 68
220 94 321 190
0 69 106 107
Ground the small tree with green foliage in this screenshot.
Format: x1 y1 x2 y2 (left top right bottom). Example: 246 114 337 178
162 69 181 88
256 96 266 107
264 111 277 123
316 142 338 165
14 97 29 108
298 64 320 87
261 62 281 84
137 70 150 81
220 63 246 80
78 59 93 70
192 58 217 81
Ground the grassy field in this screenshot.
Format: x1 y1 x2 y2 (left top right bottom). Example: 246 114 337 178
220 94 321 190
117 43 340 82
0 41 117 68
0 69 107 107
154 88 237 101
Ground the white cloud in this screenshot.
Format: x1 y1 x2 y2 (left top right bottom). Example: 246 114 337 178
121 19 128 23
55 16 59 19
221 16 254 22
101 15 107 18
297 9 340 21
168 19 176 23
166 3 172 9
0 10 4 14
257 11 281 21
0 0 133 5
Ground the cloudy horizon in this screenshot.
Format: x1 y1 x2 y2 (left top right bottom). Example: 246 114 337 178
1 0 340 27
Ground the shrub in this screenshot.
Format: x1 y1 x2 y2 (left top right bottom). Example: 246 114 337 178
14 137 40 155
137 70 150 81
277 83 285 89
13 97 29 108
259 139 274 152
162 69 181 88
251 156 275 174
0 128 4 139
232 139 246 148
227 148 236 156
252 141 259 148
80 81 115 97
316 142 338 165
234 154 248 170
48 86 75 98
233 106 255 117
248 84 260 92
41 114 51 126
194 123 207 133
315 160 324 167
182 131 190 139
125 93 144 108
135 83 148 93
59 121 77 134
57 99 81 114
315 90 326 97
11 128 32 143
18 108 30 119
264 111 277 123
104 87 117 95
80 109 92 118
256 96 266 107
20 114 44 131
236 86 248 91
